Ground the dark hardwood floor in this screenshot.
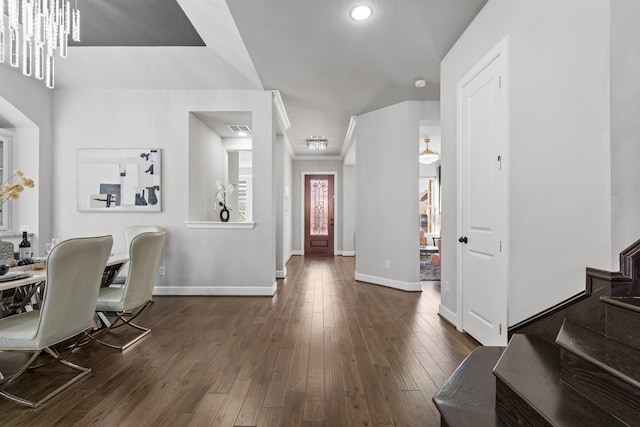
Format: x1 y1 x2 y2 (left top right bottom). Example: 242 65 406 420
0 256 478 426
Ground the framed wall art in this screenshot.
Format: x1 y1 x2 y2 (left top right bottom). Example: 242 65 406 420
77 148 162 212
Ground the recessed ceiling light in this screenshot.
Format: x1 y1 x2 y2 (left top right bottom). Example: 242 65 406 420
350 5 373 21
237 131 248 137
415 79 427 88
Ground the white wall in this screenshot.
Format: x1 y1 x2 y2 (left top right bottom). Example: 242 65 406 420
611 0 640 267
342 164 356 256
440 0 611 326
291 159 343 254
188 114 225 221
53 89 276 295
355 100 440 291
0 66 54 254
419 162 438 178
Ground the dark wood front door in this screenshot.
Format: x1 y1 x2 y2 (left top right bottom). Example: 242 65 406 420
304 174 334 255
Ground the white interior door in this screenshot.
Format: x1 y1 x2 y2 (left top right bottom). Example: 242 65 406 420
458 44 508 346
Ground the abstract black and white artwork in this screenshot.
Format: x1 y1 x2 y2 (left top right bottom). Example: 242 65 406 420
77 148 162 212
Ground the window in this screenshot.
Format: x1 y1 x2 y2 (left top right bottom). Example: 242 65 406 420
237 179 247 222
419 176 439 236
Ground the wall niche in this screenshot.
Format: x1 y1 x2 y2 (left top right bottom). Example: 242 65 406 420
188 111 253 223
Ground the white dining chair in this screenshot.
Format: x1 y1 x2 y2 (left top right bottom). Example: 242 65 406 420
0 235 113 408
111 225 162 285
92 231 166 350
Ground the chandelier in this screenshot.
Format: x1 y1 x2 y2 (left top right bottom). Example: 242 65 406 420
306 136 328 150
0 0 80 88
419 138 439 164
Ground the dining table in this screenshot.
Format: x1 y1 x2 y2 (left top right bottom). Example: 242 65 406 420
0 253 128 318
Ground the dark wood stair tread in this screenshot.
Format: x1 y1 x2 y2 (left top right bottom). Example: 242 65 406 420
493 334 625 426
433 346 503 427
556 319 640 389
600 295 640 313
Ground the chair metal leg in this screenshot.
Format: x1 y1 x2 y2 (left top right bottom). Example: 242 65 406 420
91 301 152 351
0 346 91 408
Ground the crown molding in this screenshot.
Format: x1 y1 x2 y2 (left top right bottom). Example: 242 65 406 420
271 90 291 131
341 115 357 158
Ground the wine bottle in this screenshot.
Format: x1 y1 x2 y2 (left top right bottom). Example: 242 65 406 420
18 231 31 259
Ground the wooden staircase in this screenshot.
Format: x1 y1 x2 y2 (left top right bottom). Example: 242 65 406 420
433 240 640 426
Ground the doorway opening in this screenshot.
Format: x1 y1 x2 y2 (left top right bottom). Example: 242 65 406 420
419 122 441 283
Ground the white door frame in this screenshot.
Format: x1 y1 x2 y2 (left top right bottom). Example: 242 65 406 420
300 171 338 255
455 37 510 341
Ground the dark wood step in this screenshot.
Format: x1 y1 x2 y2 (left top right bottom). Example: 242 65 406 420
433 346 503 427
493 334 625 426
555 319 640 425
601 296 640 350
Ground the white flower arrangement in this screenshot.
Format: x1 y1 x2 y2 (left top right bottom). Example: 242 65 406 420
215 180 235 209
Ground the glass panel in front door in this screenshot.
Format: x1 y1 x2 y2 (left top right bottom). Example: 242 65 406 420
310 179 329 236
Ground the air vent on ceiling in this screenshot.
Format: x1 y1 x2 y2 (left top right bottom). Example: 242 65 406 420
226 124 252 133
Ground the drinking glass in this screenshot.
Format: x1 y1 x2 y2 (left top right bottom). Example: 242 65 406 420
45 242 55 255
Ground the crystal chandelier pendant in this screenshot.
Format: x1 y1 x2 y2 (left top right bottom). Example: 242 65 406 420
34 45 44 79
59 23 67 58
72 7 80 42
45 53 54 89
8 0 18 67
22 38 33 76
0 27 5 64
23 0 34 38
63 0 70 34
0 0 5 63
9 27 19 67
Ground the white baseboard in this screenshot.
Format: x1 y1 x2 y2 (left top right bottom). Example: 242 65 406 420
438 304 462 331
153 282 277 296
276 268 287 279
354 272 422 292
290 250 354 257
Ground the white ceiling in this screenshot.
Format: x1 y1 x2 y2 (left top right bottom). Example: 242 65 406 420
11 0 488 156
227 0 486 155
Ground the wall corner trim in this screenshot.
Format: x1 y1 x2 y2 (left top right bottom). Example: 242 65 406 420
341 251 356 257
355 272 422 292
276 268 287 279
438 304 461 331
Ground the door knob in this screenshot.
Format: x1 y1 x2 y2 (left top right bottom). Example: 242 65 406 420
458 236 468 244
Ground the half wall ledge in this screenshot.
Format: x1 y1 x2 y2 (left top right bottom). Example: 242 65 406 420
184 221 256 230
